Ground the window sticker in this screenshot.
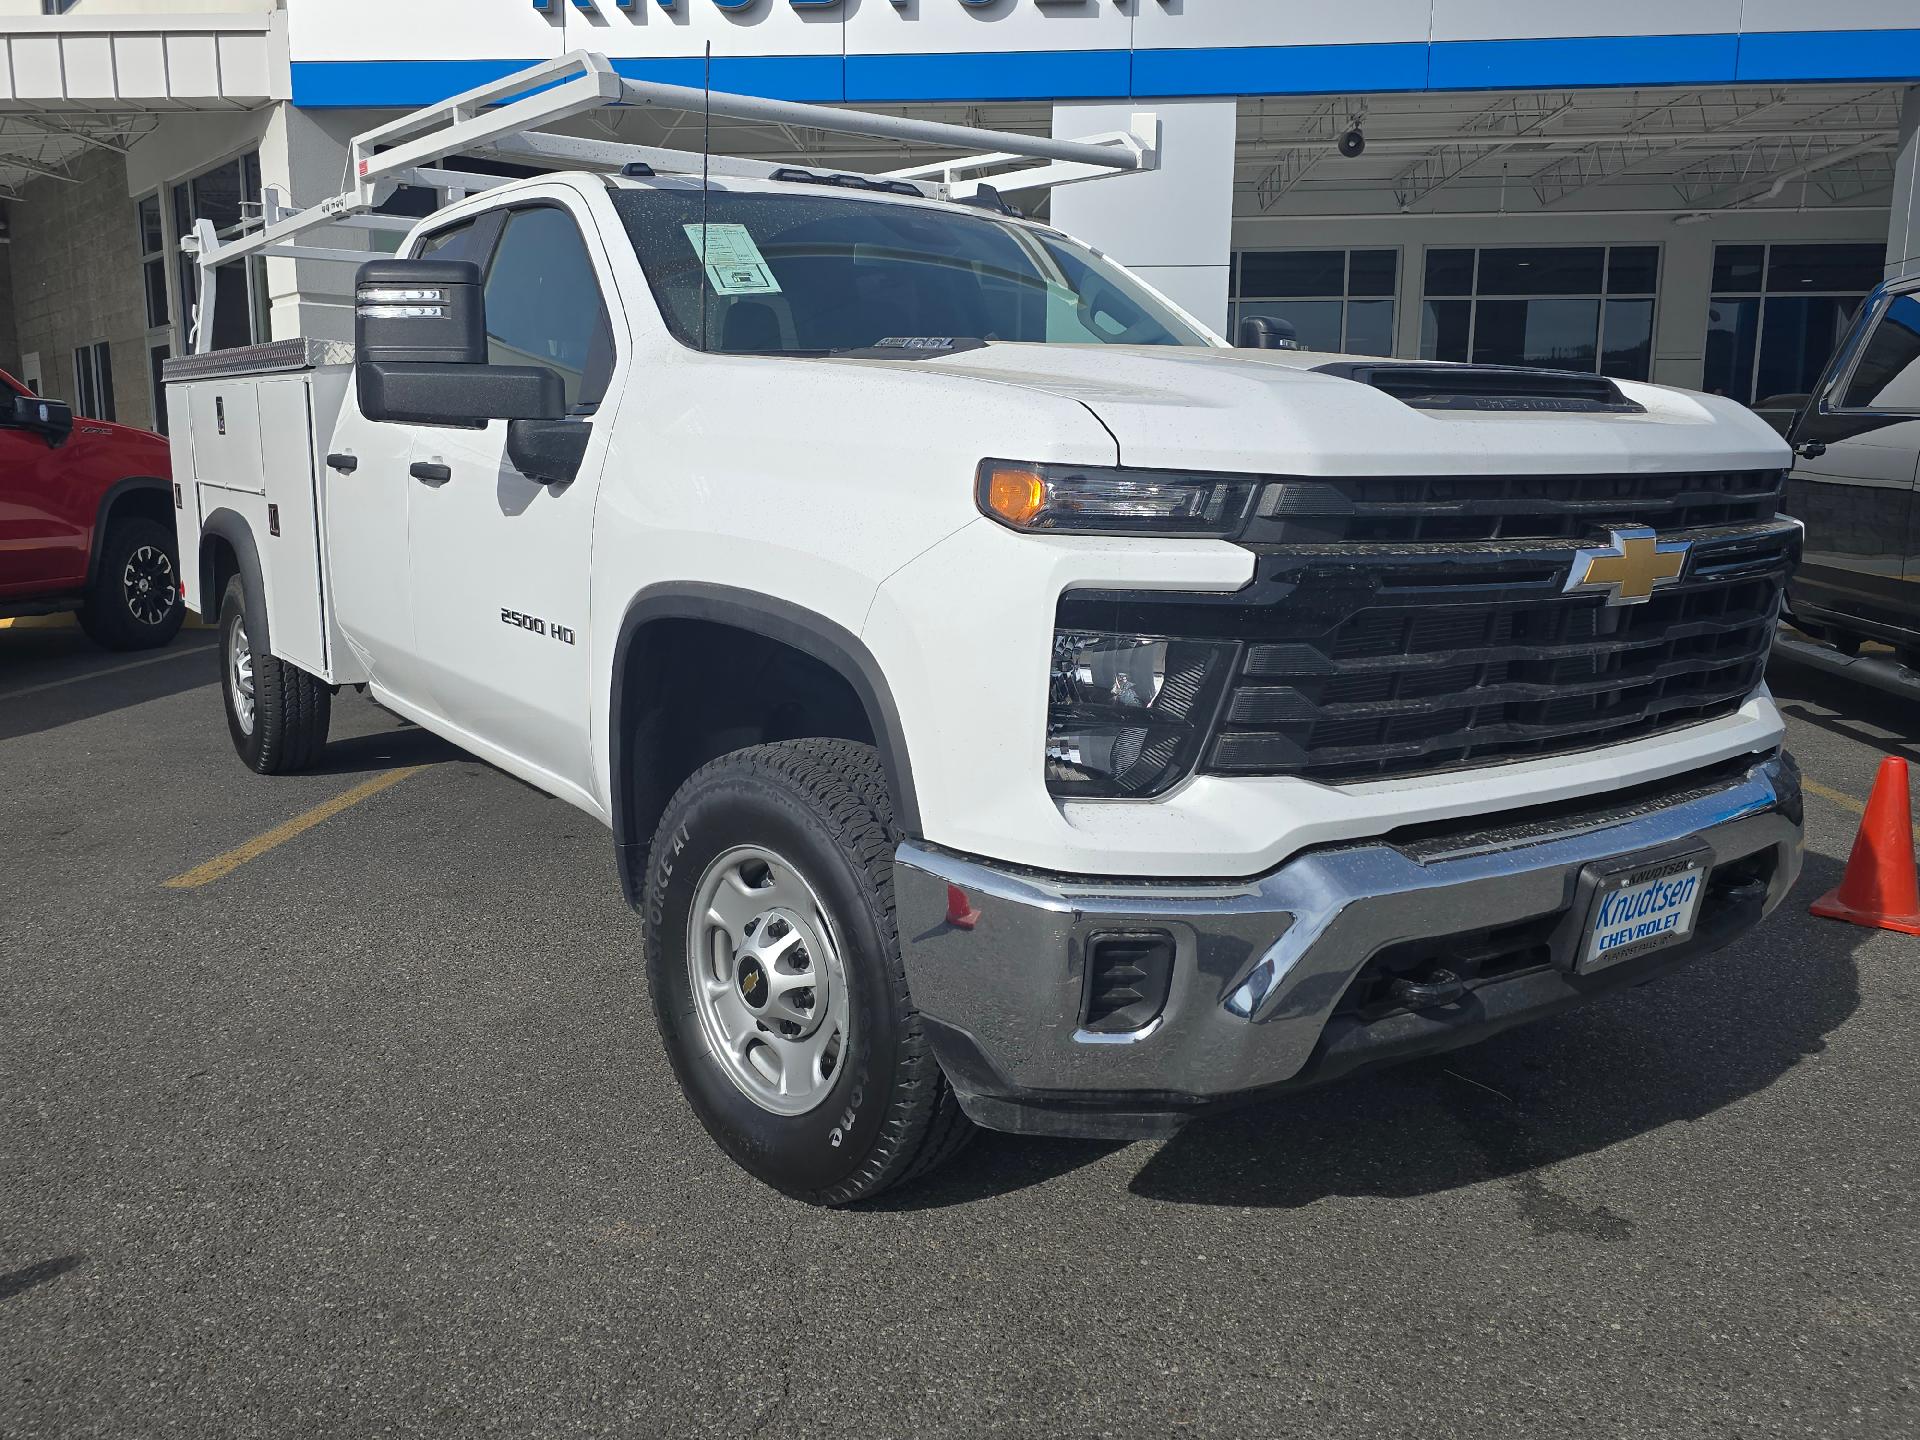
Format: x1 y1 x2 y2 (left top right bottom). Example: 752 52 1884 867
683 223 781 296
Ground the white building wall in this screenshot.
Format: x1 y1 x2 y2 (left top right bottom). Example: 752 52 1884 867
0 2 272 12
1051 100 1237 336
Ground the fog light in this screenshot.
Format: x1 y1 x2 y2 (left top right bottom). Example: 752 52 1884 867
1046 632 1232 798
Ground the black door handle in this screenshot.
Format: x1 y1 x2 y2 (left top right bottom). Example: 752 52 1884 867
327 453 358 473
409 461 452 483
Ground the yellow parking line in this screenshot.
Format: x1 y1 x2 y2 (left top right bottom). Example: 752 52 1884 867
0 612 210 631
164 766 428 890
1801 774 1920 846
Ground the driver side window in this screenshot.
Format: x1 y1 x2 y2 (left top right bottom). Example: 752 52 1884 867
409 205 617 415
483 207 616 415
1842 295 1920 414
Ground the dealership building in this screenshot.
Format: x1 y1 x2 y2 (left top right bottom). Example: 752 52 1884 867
0 0 1916 434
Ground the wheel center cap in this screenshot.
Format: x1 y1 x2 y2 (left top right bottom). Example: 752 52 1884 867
736 954 769 1009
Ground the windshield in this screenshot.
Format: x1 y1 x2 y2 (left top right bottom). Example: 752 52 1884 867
612 187 1215 356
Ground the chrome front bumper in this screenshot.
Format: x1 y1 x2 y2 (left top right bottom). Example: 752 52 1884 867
895 752 1804 1138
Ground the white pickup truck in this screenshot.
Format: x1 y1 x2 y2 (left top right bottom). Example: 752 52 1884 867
169 56 1804 1204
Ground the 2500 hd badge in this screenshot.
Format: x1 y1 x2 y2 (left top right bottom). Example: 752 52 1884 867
501 608 577 646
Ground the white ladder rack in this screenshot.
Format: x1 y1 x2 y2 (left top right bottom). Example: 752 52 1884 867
186 49 1159 354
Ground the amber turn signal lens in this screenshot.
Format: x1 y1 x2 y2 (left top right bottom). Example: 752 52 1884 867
983 465 1048 527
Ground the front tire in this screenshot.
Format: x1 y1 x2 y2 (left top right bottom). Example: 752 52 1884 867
218 575 330 774
645 739 972 1205
78 516 184 651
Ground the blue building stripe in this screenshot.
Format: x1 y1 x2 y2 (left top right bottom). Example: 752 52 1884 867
291 59 553 109
289 29 1920 109
1736 27 1920 83
610 54 845 104
1133 43 1429 98
1427 33 1741 91
845 49 1131 104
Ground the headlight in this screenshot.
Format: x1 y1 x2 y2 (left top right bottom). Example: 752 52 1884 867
1047 632 1234 798
979 460 1260 538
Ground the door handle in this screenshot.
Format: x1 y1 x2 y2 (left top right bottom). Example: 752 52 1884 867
409 461 452 483
1794 440 1827 460
326 453 358 473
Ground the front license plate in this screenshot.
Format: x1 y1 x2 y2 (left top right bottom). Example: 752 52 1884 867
1579 857 1706 973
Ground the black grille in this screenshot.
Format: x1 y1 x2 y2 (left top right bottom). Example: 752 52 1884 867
1055 471 1797 786
1244 469 1783 546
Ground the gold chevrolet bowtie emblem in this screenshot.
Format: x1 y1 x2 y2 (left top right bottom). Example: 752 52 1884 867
1565 526 1691 606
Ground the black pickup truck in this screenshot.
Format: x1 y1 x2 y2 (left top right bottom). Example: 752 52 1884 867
1784 273 1920 662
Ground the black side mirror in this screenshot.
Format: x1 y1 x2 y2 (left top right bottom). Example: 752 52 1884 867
507 418 592 486
353 257 564 428
8 392 73 446
1237 316 1301 350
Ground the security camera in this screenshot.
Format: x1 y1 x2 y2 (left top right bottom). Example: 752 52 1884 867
1338 128 1367 159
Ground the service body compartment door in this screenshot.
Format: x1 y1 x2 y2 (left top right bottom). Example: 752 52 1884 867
186 384 264 495
256 377 331 676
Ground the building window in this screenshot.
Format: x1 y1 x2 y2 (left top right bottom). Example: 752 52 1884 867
1420 245 1659 381
73 341 115 422
1703 243 1886 406
134 191 174 434
1230 249 1397 355
136 194 169 331
172 151 270 353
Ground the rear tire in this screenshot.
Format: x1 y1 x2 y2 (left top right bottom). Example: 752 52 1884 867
78 516 184 651
218 574 330 774
644 739 973 1205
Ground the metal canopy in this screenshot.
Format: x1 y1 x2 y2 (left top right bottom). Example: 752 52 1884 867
0 113 156 203
1231 84 1906 218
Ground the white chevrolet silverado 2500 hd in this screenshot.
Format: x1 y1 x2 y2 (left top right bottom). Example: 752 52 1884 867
167 58 1804 1204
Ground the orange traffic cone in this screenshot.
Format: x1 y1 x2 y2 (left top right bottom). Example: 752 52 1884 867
1809 757 1920 935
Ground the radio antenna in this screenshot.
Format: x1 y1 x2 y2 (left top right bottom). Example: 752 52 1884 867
699 40 712 355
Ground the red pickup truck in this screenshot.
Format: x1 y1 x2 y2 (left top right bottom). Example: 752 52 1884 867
0 367 181 649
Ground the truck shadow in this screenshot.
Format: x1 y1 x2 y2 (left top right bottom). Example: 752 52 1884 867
1768 655 1920 768
1125 853 1863 1211
0 629 218 744
882 855 1864 1213
304 720 467 778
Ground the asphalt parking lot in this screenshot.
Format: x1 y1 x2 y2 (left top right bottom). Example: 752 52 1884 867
2 623 1916 1439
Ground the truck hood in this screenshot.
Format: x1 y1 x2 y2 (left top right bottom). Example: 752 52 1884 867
904 344 1791 476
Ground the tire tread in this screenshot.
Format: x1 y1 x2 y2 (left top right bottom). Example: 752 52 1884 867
650 738 972 1205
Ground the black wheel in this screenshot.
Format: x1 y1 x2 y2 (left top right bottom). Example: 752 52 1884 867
218 574 331 774
78 516 184 651
645 739 973 1205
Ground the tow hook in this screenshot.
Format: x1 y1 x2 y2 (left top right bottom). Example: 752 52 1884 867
1388 967 1467 1011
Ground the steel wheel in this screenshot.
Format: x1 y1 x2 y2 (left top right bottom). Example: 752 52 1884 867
122 544 177 627
686 844 851 1117
228 615 256 736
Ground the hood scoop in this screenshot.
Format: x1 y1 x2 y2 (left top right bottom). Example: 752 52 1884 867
1313 362 1646 416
